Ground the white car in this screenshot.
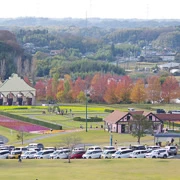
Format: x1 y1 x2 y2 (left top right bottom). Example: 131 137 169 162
34 150 54 159
129 150 147 158
146 146 160 152
82 150 102 159
21 151 37 159
145 149 168 158
103 146 115 151
101 150 117 159
86 146 102 152
111 149 133 158
50 149 71 159
0 150 10 159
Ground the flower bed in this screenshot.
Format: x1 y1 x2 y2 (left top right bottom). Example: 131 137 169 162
0 115 49 133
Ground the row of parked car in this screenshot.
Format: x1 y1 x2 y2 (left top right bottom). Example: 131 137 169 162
0 143 178 160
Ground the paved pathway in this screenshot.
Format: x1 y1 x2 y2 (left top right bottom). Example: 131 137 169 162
12 129 84 145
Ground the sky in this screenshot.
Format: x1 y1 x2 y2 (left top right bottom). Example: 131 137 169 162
1 0 180 20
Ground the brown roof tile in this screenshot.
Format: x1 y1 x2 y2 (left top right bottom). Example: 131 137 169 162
129 111 144 115
104 110 127 124
155 114 180 121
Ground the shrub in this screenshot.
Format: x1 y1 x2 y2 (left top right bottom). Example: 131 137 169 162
73 116 103 122
104 109 114 113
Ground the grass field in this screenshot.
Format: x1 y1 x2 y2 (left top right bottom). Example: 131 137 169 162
1 104 180 180
0 159 180 180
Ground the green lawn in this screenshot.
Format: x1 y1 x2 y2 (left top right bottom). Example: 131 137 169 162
0 159 180 180
29 130 155 148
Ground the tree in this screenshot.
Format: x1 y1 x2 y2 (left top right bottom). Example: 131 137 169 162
90 73 107 103
46 78 54 101
115 75 132 103
130 79 146 103
23 76 32 86
104 79 117 104
146 76 161 103
61 134 82 163
34 80 46 100
129 114 153 144
161 76 180 103
72 77 86 101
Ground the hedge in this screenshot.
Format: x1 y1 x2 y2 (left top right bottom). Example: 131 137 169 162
73 116 103 122
0 111 62 130
104 109 114 113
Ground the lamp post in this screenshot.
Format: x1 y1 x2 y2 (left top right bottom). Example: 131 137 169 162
85 90 88 132
110 131 113 146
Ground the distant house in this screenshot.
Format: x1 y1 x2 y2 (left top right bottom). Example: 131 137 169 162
158 62 180 71
159 53 176 61
104 110 163 134
103 110 180 134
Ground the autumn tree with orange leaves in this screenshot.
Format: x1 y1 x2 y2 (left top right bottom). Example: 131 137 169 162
90 73 107 103
71 77 86 101
115 76 132 103
161 76 180 103
130 79 146 103
34 80 46 100
104 79 118 104
146 76 161 103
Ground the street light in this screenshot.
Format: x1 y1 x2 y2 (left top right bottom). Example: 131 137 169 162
85 90 88 132
110 131 113 146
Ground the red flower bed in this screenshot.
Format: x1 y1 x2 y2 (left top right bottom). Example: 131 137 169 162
0 115 49 133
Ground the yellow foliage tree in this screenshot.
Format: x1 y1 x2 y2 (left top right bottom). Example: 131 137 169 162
130 79 146 103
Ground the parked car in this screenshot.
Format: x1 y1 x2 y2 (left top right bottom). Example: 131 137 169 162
69 150 86 159
14 147 28 153
146 146 160 152
4 145 15 152
86 146 102 152
101 150 117 159
82 150 102 159
51 149 71 159
27 143 44 151
103 146 115 151
44 147 56 151
130 145 146 151
111 149 133 158
0 150 10 159
0 141 4 147
34 150 54 159
145 149 168 158
117 146 127 151
57 147 69 151
21 151 37 159
8 150 22 159
165 146 177 155
72 147 85 152
129 150 147 158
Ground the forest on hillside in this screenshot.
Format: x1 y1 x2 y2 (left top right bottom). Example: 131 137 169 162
0 18 180 81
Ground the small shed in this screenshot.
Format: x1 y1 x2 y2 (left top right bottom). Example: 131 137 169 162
154 133 180 145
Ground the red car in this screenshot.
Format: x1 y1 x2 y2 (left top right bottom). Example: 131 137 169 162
70 151 86 159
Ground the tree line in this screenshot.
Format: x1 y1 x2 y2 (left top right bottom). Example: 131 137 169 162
32 73 180 104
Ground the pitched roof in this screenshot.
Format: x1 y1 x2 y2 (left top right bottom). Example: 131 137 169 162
104 110 127 124
154 114 180 121
0 74 36 96
129 111 144 115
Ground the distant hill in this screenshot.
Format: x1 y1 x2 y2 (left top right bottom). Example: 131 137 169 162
0 17 180 29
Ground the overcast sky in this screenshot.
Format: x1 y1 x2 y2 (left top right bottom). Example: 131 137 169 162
1 0 180 19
